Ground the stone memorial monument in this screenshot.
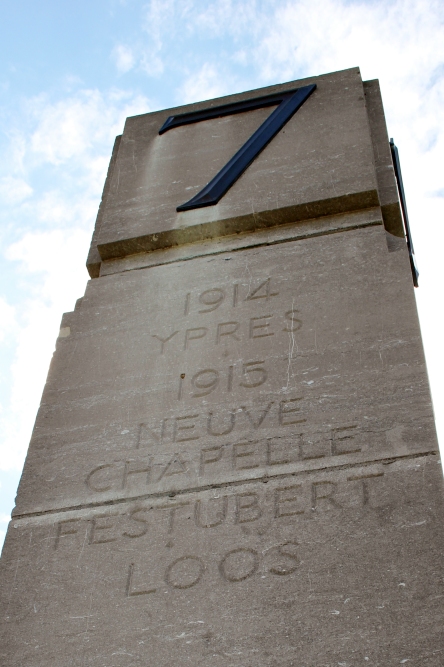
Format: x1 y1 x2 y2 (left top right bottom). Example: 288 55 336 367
1 67 443 666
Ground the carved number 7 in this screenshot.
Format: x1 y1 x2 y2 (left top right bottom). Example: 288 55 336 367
159 84 316 212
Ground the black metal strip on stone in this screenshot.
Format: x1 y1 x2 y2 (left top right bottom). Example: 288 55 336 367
390 139 419 287
159 85 316 212
158 90 300 134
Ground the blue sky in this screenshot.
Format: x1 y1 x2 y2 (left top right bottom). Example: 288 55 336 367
0 0 443 547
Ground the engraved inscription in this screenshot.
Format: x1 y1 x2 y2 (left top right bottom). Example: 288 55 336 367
178 361 268 400
219 548 259 582
182 279 280 317
152 273 301 360
55 518 83 550
194 497 228 528
264 542 300 576
133 398 308 449
152 311 302 353
235 492 262 523
274 485 305 518
84 419 372 494
122 508 150 538
125 541 299 598
126 562 156 597
60 472 386 552
88 514 118 544
152 330 179 353
198 289 225 313
165 556 206 589
245 278 279 301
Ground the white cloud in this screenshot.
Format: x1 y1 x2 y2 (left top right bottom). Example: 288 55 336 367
113 44 136 73
30 91 103 164
111 42 164 78
109 0 176 79
139 51 165 77
6 228 90 299
194 0 260 38
143 0 174 50
28 189 98 229
0 512 9 544
1 229 90 471
248 0 443 88
28 89 149 166
0 88 151 237
0 87 151 474
178 63 230 104
0 176 33 205
5 130 27 175
0 297 17 343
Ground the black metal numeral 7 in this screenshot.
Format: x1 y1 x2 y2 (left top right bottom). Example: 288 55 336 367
159 84 316 212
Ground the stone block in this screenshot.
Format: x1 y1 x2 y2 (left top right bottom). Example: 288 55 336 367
89 68 379 268
364 80 404 238
2 455 443 666
2 67 441 667
13 224 436 516
87 135 122 278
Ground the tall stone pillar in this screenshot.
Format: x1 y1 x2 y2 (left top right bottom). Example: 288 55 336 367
1 67 443 666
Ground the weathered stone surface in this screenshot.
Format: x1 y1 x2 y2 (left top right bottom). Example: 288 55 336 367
90 68 379 267
99 207 383 278
12 223 436 516
87 135 122 278
2 456 443 666
364 79 404 238
2 68 442 667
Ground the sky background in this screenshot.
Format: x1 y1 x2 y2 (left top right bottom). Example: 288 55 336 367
0 0 443 548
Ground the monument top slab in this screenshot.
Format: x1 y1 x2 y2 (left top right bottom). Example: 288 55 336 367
87 68 391 274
